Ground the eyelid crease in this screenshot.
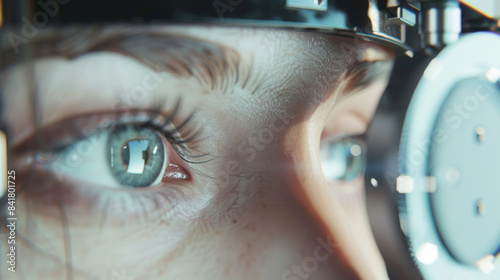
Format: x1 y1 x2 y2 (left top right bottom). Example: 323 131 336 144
10 107 207 167
321 133 367 145
339 60 393 98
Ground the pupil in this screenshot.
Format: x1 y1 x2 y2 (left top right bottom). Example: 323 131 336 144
122 145 130 165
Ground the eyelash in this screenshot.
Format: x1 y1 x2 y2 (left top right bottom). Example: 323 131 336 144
35 97 208 165
136 99 209 164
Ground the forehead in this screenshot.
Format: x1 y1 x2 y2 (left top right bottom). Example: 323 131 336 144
0 25 388 144
161 25 362 60
2 25 375 72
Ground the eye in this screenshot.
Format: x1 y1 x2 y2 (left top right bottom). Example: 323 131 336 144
46 124 188 188
320 134 366 182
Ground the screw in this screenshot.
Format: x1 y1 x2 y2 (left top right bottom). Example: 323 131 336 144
476 200 486 215
476 127 485 142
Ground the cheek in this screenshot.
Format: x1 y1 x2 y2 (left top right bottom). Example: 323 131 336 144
193 182 335 279
10 171 207 278
329 177 366 212
12 198 197 279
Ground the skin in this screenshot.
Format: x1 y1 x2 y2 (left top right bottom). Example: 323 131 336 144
1 26 393 280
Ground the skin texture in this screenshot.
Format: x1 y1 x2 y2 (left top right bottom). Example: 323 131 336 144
1 26 393 280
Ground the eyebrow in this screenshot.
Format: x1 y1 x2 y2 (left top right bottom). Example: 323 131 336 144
2 30 245 95
91 33 244 94
1 28 392 100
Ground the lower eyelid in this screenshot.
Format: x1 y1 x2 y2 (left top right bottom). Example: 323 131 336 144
14 166 193 226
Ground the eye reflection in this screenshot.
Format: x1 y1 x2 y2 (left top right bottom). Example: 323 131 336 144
320 134 366 182
108 126 165 187
121 140 149 174
43 125 168 189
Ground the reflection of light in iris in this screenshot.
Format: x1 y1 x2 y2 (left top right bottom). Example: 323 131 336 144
108 126 165 187
350 144 362 157
126 140 149 174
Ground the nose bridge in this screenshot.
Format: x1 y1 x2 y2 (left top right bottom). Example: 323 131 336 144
276 120 359 272
279 121 389 280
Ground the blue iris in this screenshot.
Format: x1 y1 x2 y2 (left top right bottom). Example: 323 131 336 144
320 135 365 182
107 126 165 187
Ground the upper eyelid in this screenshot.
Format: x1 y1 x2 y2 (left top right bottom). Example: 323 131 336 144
340 60 393 98
322 133 366 145
10 109 196 157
